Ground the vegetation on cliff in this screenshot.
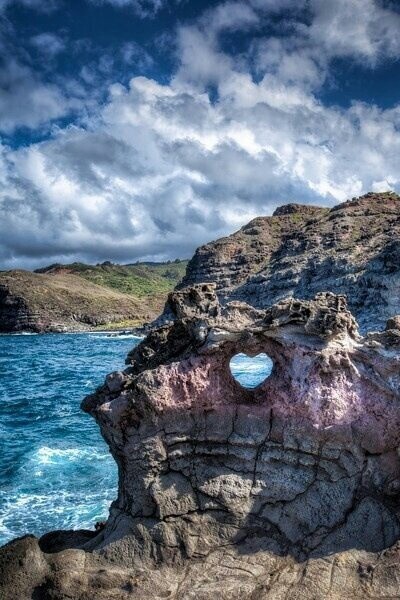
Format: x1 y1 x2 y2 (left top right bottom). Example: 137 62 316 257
0 260 188 333
35 260 187 298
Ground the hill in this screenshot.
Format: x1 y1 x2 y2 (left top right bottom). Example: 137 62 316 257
0 260 188 333
178 191 400 332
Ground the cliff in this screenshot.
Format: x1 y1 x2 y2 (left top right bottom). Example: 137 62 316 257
179 192 400 333
2 285 400 599
0 261 187 332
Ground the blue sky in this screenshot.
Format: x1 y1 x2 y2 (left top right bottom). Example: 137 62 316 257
0 0 399 268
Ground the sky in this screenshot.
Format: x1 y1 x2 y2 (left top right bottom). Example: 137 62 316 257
0 0 399 269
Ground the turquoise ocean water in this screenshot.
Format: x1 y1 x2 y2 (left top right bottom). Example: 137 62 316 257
0 334 272 546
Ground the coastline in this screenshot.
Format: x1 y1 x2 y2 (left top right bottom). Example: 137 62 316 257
0 327 146 337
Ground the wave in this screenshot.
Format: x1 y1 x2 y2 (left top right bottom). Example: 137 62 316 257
0 332 39 336
33 446 110 465
0 329 137 546
0 489 114 544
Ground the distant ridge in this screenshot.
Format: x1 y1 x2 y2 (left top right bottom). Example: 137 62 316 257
0 260 188 333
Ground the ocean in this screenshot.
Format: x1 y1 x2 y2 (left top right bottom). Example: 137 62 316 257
0 334 272 546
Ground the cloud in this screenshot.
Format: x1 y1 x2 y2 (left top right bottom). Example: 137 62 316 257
200 1 259 35
87 0 171 17
1 70 399 268
249 0 400 89
30 32 66 56
0 0 59 12
0 59 71 132
0 0 172 17
0 0 399 268
308 0 400 64
0 24 152 135
0 14 73 134
120 41 154 70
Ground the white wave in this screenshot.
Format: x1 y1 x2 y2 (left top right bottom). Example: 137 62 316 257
0 489 115 545
36 447 81 464
33 446 109 465
230 354 273 371
0 332 39 336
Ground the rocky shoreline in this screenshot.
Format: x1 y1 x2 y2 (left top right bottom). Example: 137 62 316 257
3 192 400 335
2 193 400 599
2 284 400 599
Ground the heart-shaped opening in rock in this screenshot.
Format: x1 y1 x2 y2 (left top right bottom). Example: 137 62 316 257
229 352 274 389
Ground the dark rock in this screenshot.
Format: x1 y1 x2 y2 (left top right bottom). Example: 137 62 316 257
177 192 400 333
386 315 400 331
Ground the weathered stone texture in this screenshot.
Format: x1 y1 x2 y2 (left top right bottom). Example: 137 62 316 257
178 192 400 333
2 284 400 599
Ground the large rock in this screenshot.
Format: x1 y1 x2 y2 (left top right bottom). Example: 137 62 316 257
178 192 400 333
3 284 400 599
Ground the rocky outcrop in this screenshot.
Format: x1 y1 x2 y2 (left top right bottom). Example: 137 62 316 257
0 270 155 332
179 192 400 333
2 284 400 599
0 284 35 332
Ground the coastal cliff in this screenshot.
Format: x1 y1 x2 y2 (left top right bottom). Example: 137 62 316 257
0 261 187 333
2 284 400 599
179 192 400 332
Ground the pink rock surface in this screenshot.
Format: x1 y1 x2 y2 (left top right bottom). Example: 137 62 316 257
80 286 400 565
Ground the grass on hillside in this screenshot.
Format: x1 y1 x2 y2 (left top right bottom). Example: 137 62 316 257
36 260 188 299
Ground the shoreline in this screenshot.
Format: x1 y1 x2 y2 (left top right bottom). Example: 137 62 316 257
0 328 146 337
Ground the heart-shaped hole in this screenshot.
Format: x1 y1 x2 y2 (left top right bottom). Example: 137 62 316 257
229 352 273 389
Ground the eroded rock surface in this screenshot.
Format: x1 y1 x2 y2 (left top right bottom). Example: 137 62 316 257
178 192 400 333
2 285 400 599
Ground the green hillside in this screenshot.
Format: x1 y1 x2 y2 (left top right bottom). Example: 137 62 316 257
0 260 189 333
35 260 188 299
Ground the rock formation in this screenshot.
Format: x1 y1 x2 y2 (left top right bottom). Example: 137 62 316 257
178 192 400 333
2 284 400 599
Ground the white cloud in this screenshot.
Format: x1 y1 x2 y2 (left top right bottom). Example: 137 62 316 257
308 0 400 64
248 0 400 91
121 41 153 70
0 0 400 267
0 0 172 16
200 1 259 35
30 32 66 56
1 71 399 267
0 59 71 132
88 0 169 17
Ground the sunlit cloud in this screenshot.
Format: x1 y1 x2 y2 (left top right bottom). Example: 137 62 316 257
0 0 399 268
